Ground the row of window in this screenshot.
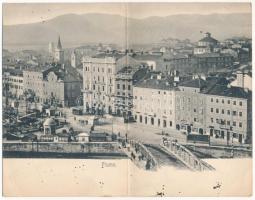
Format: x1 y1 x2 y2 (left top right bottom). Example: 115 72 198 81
8 79 23 83
134 106 173 115
92 93 111 101
210 108 242 116
92 85 113 93
211 98 243 106
178 106 203 114
26 74 41 79
134 91 174 98
135 115 173 128
117 84 131 90
210 118 243 128
84 66 113 73
116 92 132 96
93 76 112 84
9 85 23 89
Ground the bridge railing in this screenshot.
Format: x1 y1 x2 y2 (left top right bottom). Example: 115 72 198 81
129 139 158 170
161 138 215 171
119 138 158 170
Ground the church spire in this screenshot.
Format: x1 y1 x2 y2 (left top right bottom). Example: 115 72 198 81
57 35 62 50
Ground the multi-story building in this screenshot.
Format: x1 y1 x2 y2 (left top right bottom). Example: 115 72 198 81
115 66 148 117
133 73 176 129
3 70 24 98
204 84 252 144
175 76 252 143
163 53 233 73
23 64 82 107
194 32 219 55
82 56 123 114
175 78 207 134
195 53 233 70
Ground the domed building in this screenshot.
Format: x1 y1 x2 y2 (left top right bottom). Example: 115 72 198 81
43 118 57 135
194 32 219 55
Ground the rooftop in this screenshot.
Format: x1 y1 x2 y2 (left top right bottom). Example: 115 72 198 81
24 64 82 82
178 78 207 89
199 36 218 44
194 53 232 58
134 73 175 90
205 84 251 99
132 54 163 61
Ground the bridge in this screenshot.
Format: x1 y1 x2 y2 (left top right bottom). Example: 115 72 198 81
120 137 215 171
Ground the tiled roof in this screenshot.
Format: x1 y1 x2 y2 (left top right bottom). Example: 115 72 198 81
3 68 23 76
117 55 140 67
134 73 175 90
92 53 124 60
205 84 251 99
199 36 218 44
132 68 149 84
25 64 82 82
132 54 163 61
178 78 207 88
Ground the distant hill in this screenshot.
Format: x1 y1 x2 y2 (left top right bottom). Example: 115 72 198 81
3 13 251 49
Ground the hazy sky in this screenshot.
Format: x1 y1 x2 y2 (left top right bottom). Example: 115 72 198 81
3 2 251 25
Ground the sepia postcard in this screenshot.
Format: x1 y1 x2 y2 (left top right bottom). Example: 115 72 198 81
2 1 253 197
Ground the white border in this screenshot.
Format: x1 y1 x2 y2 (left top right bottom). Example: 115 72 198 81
0 0 254 199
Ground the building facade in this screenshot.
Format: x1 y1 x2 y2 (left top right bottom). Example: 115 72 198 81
3 72 24 98
194 32 218 55
115 66 148 117
163 53 233 73
82 56 122 114
23 65 82 107
175 78 207 134
133 74 176 129
205 84 252 144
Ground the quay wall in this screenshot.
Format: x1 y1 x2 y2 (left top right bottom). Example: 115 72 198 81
3 142 124 155
184 144 252 158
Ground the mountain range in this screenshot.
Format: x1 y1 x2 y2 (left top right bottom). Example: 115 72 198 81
3 13 252 48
